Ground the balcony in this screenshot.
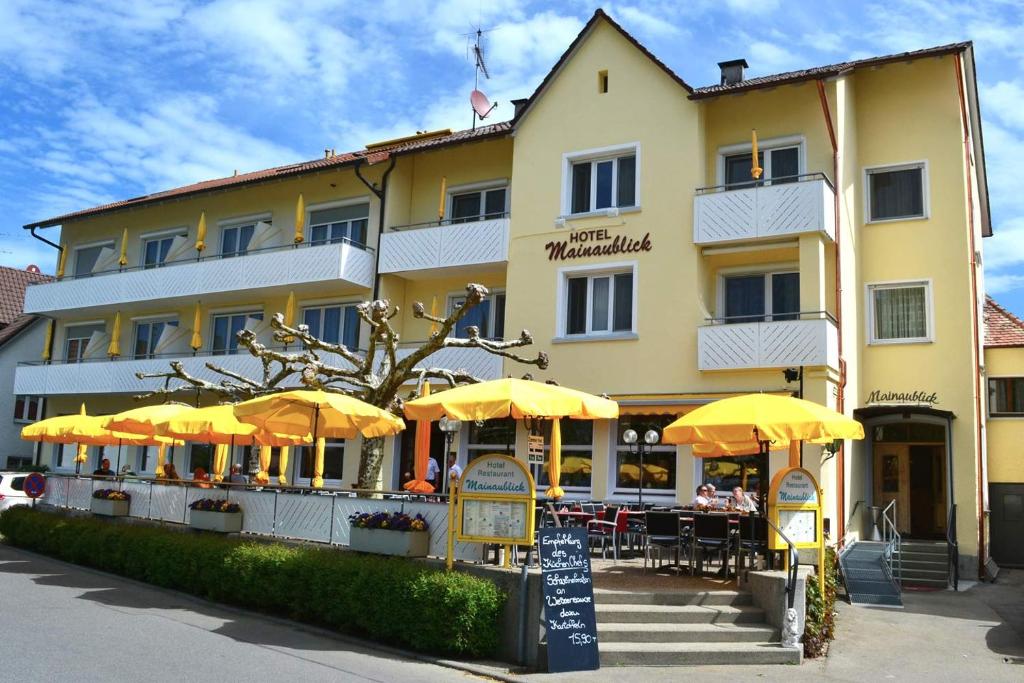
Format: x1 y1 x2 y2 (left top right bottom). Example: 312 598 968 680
393 344 503 381
698 314 839 371
23 240 375 316
693 174 835 245
379 216 509 275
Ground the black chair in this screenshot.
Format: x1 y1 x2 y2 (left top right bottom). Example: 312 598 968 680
691 513 732 577
736 514 768 578
643 511 683 572
587 504 622 559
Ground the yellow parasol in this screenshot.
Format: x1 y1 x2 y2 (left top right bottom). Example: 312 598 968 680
212 443 229 482
429 296 439 336
234 390 404 441
294 194 305 244
561 456 592 476
118 228 129 267
311 438 325 488
546 417 564 499
108 312 122 358
438 176 447 220
404 381 435 494
190 302 203 351
751 129 763 180
283 291 296 344
41 319 53 361
403 378 619 422
277 446 291 486
196 211 207 253
56 244 68 279
102 403 194 436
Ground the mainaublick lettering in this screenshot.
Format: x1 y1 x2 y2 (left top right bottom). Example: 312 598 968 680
867 390 939 406
544 232 652 261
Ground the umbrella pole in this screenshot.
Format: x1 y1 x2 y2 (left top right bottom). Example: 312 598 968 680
115 439 122 474
759 440 770 517
312 403 320 489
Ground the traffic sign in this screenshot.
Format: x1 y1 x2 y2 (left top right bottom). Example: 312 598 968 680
23 472 46 499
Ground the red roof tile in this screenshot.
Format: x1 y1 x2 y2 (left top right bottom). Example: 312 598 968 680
0 266 52 326
984 296 1024 348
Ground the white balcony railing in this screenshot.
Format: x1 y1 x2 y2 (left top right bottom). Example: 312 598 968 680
698 316 839 371
693 175 835 245
393 345 504 381
23 241 375 315
378 216 509 274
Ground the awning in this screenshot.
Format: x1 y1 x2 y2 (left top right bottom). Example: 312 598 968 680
612 391 792 417
854 405 956 421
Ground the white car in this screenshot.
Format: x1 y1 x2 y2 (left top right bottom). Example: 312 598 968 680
0 472 32 511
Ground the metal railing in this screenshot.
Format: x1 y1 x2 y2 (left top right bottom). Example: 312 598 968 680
838 499 865 555
17 342 367 368
703 310 839 326
388 212 510 232
763 516 800 610
881 499 902 587
946 503 959 591
695 172 835 195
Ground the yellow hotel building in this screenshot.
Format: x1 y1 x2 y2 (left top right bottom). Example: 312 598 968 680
16 10 996 579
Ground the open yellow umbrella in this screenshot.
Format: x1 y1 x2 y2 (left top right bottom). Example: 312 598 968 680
118 228 129 267
190 303 203 351
102 403 193 435
547 417 564 499
108 312 122 358
294 194 305 244
403 378 619 422
196 211 207 253
404 381 435 494
234 390 404 440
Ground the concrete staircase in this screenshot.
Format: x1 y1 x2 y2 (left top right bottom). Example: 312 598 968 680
896 540 949 589
595 589 801 666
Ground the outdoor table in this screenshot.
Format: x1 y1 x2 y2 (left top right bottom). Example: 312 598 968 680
554 511 594 527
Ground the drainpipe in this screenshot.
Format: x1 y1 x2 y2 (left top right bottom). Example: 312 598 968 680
953 52 986 578
816 79 847 542
354 155 397 301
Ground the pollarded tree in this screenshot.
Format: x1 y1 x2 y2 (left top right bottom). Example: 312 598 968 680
137 283 547 489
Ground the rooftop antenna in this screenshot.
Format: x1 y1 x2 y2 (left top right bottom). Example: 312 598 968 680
467 26 497 129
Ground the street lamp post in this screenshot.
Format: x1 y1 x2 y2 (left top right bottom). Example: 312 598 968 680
438 416 462 495
622 427 661 510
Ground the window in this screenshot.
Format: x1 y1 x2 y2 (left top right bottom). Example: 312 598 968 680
449 291 506 339
299 440 345 482
614 415 676 492
450 187 507 223
188 444 213 476
867 163 926 222
702 456 763 497
868 282 931 343
133 319 178 359
64 323 106 362
722 271 799 323
74 243 113 277
212 312 262 355
302 304 360 349
13 395 42 423
598 69 609 93
990 378 1024 417
309 203 369 247
570 153 636 214
143 233 184 268
565 270 634 336
467 418 515 463
724 145 799 187
221 224 256 257
533 419 593 490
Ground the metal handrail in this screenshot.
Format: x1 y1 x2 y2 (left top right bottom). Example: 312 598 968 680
388 212 510 232
30 237 374 285
763 516 800 610
946 503 959 591
704 310 839 326
881 499 901 587
838 499 865 554
695 172 835 195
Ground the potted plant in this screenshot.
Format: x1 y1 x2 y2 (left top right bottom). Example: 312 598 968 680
91 489 130 517
188 498 243 533
348 511 430 557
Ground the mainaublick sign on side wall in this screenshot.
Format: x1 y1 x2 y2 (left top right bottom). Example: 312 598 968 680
544 228 652 261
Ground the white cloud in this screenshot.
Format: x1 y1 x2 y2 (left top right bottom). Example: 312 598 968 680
724 0 780 16
748 41 801 74
615 5 681 38
981 81 1024 130
986 272 1024 295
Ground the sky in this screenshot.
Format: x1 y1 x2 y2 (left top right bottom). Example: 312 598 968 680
1 0 1022 316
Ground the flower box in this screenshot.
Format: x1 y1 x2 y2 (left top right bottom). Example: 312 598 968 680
189 509 243 533
349 526 429 557
91 498 129 517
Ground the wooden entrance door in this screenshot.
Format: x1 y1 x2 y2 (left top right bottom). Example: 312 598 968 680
873 445 910 533
909 445 946 538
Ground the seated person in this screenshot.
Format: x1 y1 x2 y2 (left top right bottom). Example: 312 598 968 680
193 466 212 488
728 486 758 512
692 485 711 507
228 464 249 485
160 463 181 484
92 458 115 477
705 483 720 508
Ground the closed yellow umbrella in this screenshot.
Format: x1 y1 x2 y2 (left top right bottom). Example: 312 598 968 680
41 319 53 361
751 129 763 180
234 390 404 441
311 438 325 488
278 446 290 485
212 443 229 482
108 312 122 358
404 381 435 494
56 244 68 279
546 417 564 499
294 194 305 244
118 228 129 267
284 291 296 344
196 211 207 253
429 296 440 336
190 302 203 351
404 378 619 422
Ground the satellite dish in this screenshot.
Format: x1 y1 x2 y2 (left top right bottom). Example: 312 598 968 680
471 90 497 120
26 264 40 273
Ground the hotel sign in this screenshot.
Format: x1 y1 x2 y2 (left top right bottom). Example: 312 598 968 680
866 390 939 407
544 229 652 261
456 454 536 546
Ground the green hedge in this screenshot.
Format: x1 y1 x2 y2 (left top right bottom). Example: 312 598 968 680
0 507 502 657
804 546 838 658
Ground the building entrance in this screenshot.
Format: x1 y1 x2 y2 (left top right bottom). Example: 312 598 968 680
871 422 948 539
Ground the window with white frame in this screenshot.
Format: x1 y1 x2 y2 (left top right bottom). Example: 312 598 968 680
13 395 42 423
989 378 1024 417
298 440 345 482
568 150 637 215
467 418 515 463
221 223 256 257
212 311 262 355
868 282 931 343
187 444 213 477
866 163 926 222
142 232 185 268
302 304 360 349
563 269 634 336
720 270 800 323
723 145 799 187
309 203 369 247
450 186 507 223
613 414 676 492
532 419 593 490
64 323 105 362
449 291 506 339
133 319 178 359
74 242 114 277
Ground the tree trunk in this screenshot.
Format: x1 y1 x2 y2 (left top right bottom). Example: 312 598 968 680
357 436 386 494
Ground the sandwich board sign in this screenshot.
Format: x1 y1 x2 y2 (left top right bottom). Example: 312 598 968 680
538 527 599 672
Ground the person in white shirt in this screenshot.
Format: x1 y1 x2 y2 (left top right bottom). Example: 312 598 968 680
447 453 462 484
425 456 441 490
705 483 719 507
692 485 711 507
729 486 757 512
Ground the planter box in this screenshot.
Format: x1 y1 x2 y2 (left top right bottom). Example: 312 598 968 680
350 526 429 557
190 509 243 533
90 498 129 517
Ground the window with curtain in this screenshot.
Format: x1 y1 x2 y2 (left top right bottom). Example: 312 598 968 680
449 292 506 339
143 233 185 268
564 270 634 336
74 243 113 277
212 312 263 355
302 304 360 349
533 419 594 489
309 203 369 247
133 319 178 359
870 283 929 342
64 323 106 362
868 164 925 221
614 414 676 491
989 378 1024 417
221 224 255 257
722 271 799 323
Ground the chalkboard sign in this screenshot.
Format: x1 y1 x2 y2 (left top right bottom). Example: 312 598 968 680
538 528 600 673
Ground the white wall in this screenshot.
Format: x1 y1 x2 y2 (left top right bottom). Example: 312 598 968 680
0 319 46 468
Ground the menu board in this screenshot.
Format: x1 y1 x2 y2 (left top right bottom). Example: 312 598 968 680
460 499 529 541
779 508 817 544
538 528 600 673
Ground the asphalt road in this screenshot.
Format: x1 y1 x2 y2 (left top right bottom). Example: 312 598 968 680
0 544 485 683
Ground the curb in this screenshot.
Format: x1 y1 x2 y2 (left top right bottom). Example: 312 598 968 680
0 541 527 682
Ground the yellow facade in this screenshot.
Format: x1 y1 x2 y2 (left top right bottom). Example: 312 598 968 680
986 346 1024 483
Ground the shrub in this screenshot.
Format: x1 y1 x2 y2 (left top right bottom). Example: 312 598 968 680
349 511 428 531
0 507 503 657
188 498 241 513
92 489 130 501
804 546 838 658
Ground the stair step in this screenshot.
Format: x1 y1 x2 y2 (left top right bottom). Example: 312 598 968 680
902 577 949 588
594 590 752 606
594 604 765 624
599 641 801 666
899 567 948 578
895 558 948 571
597 622 778 643
898 543 947 554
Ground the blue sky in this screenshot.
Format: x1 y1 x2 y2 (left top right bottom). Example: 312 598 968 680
2 0 1022 315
